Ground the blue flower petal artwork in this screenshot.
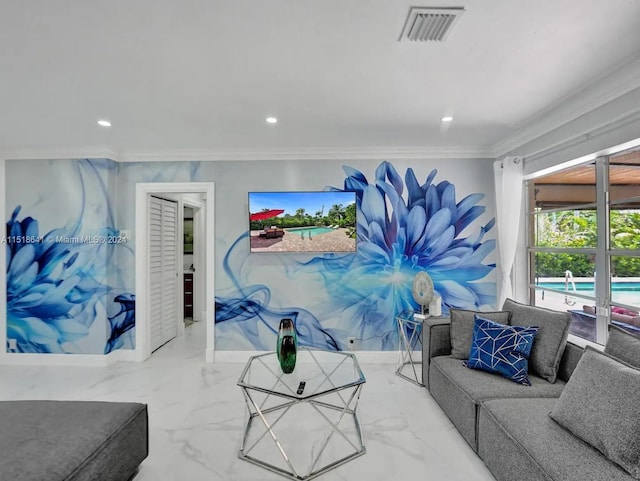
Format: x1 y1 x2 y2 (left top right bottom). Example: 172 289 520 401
7 158 495 354
216 161 496 351
105 293 136 354
5 159 136 354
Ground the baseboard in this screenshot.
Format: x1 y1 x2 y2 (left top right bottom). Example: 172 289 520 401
0 352 110 366
214 350 398 363
0 349 399 365
0 349 138 366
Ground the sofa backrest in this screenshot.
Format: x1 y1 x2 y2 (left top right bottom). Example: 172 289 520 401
557 341 584 382
422 316 585 385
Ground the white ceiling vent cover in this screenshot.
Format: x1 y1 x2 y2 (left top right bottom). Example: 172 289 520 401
399 7 465 42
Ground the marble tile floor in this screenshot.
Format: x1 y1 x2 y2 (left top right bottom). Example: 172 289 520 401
0 322 496 481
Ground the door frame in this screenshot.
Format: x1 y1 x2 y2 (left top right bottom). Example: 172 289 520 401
135 182 215 362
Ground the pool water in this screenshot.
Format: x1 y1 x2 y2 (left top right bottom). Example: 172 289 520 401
536 281 640 308
287 226 334 236
537 281 640 291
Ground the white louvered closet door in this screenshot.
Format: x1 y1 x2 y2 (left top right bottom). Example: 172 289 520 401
149 196 179 352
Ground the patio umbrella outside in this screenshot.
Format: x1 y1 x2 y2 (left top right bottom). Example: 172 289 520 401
249 209 285 221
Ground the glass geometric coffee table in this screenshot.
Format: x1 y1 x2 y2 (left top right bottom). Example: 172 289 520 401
237 348 366 480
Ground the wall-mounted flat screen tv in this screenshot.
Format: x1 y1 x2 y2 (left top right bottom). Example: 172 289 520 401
248 191 357 253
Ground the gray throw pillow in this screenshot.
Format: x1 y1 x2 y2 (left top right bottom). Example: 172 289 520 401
605 324 640 368
450 309 511 359
503 298 570 383
550 347 640 479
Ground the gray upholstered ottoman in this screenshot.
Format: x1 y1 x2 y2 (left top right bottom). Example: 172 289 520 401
0 400 148 481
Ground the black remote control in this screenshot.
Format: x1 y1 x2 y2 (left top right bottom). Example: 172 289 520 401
297 381 306 395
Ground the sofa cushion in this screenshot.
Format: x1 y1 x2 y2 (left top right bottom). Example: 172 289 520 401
464 316 538 385
429 355 565 452
450 308 511 359
503 298 571 383
0 400 148 481
605 324 640 368
479 398 636 481
549 347 640 479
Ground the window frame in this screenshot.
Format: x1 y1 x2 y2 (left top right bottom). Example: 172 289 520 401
527 154 640 344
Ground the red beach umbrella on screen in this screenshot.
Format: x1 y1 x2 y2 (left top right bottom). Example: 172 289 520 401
249 209 285 221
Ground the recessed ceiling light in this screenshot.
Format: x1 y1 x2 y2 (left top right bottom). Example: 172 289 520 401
441 116 453 122
97 120 112 127
266 117 278 124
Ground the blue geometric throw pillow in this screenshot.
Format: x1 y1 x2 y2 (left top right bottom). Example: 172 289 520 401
464 316 538 385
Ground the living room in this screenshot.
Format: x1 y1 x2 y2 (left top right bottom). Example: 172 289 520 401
1 2 640 480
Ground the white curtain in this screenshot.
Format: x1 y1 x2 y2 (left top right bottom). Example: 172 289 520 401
493 157 524 308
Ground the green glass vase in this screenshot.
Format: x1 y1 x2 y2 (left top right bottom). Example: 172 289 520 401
277 318 297 374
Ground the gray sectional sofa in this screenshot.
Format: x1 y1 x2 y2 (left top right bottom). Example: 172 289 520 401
422 298 640 481
0 400 148 481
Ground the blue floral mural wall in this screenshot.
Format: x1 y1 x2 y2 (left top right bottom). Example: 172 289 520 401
5 159 135 354
215 161 496 351
5 156 496 354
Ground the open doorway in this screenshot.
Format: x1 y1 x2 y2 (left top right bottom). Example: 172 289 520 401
135 182 215 362
183 205 195 327
182 198 206 329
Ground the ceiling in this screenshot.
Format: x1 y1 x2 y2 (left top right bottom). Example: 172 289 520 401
2 0 640 161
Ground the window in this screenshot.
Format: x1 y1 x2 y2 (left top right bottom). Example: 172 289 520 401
608 150 640 336
527 148 640 343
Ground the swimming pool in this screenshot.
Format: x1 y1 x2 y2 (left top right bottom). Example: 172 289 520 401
287 226 334 236
536 281 640 308
537 281 640 292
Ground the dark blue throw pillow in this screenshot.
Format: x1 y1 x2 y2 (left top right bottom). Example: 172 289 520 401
464 316 538 385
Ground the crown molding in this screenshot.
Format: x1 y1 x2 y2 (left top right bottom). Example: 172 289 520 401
1 146 494 163
117 146 494 162
1 147 121 162
522 109 640 170
493 57 640 157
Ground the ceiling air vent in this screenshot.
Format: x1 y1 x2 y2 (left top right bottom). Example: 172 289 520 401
399 7 465 42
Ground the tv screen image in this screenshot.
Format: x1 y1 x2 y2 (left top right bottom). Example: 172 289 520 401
248 191 357 253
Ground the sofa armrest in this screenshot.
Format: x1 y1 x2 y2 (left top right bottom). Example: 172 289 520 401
422 316 452 389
